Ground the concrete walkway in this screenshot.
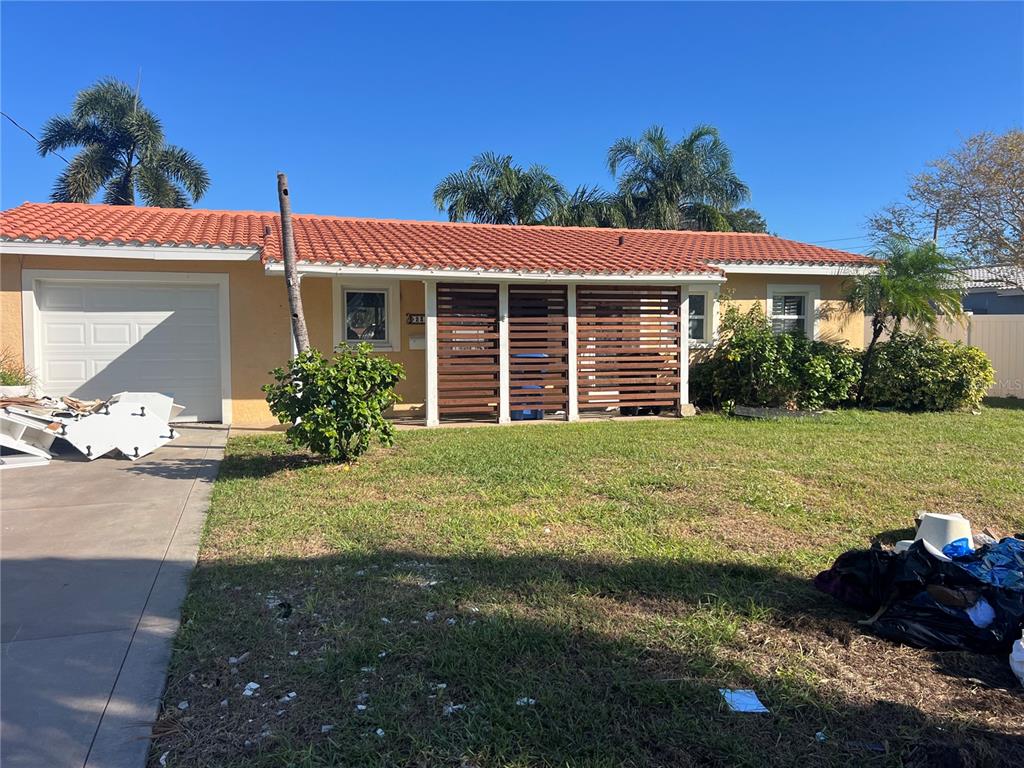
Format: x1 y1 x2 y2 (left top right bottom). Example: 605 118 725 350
1 426 226 768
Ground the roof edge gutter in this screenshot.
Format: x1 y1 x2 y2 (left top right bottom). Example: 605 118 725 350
708 262 877 276
264 262 726 284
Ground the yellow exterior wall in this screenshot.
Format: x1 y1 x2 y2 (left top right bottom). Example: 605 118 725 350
0 256 862 427
0 255 430 426
718 273 864 348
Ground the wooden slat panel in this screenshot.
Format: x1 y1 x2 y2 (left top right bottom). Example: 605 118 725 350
437 283 499 420
577 285 680 414
508 284 569 416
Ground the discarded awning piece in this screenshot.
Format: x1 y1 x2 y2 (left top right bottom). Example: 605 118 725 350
0 392 183 467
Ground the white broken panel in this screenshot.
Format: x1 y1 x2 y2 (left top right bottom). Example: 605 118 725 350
108 392 184 424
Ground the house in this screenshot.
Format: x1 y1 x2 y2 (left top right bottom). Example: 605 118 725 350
960 266 1024 315
0 202 874 427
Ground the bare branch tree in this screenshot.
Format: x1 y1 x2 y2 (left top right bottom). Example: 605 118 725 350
868 130 1023 287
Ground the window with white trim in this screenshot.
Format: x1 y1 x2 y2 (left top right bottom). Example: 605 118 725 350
344 290 389 345
688 292 708 342
770 293 806 334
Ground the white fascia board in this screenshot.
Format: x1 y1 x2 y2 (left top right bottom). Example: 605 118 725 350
708 262 876 276
265 262 726 284
0 240 261 261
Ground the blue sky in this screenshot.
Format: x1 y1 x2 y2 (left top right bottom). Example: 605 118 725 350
2 1 1021 251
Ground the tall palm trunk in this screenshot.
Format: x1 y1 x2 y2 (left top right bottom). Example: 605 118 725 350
856 313 886 404
277 172 310 355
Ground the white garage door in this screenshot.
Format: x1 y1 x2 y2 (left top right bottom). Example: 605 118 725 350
33 278 224 422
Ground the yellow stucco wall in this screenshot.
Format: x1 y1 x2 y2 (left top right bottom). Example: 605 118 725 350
1 256 861 427
719 273 864 348
0 254 430 426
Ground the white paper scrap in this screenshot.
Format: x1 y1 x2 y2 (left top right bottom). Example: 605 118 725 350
719 688 769 713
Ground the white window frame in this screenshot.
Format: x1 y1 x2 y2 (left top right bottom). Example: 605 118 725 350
684 285 720 347
687 290 710 345
766 283 820 339
333 277 401 352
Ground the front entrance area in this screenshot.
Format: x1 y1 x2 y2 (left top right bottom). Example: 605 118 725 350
23 272 228 422
427 281 689 425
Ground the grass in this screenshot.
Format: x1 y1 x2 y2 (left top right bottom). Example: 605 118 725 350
154 403 1024 767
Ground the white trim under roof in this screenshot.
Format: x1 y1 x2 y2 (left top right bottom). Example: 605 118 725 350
0 240 261 261
709 262 874 276
266 262 726 284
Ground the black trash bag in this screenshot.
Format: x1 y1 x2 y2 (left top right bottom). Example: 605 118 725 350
815 538 1024 654
813 546 898 612
870 590 1010 653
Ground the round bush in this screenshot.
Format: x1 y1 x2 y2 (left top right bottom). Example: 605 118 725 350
862 332 994 411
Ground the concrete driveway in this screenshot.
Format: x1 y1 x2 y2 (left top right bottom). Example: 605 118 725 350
1 426 227 768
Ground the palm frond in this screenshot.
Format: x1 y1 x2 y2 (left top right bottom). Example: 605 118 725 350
37 115 107 157
49 144 120 203
137 164 190 208
153 145 210 202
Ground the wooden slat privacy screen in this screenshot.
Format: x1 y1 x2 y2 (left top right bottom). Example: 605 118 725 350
508 285 570 415
576 285 681 411
437 283 500 419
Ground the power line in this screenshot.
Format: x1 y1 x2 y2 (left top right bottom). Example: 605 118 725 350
1 111 69 164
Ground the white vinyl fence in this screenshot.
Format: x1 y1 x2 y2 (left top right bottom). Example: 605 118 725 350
865 315 1023 398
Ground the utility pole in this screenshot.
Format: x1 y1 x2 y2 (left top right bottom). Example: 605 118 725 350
932 209 940 243
277 172 310 355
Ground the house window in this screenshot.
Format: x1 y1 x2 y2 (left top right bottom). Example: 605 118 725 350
345 290 389 344
688 293 707 342
770 293 807 334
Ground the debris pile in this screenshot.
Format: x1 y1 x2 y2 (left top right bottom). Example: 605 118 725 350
0 391 183 469
816 514 1023 657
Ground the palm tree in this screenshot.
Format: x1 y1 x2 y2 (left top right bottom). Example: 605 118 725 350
548 185 626 228
845 237 965 402
607 124 749 230
433 152 565 225
37 77 209 207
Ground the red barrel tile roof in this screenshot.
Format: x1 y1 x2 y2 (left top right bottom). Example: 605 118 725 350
1 202 873 275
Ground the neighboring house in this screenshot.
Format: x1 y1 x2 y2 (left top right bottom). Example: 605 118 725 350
960 266 1024 315
0 203 874 427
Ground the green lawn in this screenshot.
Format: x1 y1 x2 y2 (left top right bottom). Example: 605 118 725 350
155 403 1024 767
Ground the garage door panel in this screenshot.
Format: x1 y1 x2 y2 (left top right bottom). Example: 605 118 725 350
35 280 223 422
91 323 132 345
38 285 84 310
44 322 87 345
45 359 89 384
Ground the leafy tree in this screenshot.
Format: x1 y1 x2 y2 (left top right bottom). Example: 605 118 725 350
723 207 769 233
843 237 964 402
869 130 1023 284
433 152 565 224
607 124 750 230
37 77 209 207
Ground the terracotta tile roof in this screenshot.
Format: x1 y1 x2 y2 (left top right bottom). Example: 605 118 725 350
0 202 873 275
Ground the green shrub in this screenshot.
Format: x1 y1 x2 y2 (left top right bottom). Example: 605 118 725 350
691 304 860 410
263 343 405 461
862 332 994 411
0 348 33 387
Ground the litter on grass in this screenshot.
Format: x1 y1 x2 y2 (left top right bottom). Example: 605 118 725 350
515 697 536 706
242 682 261 697
719 689 769 713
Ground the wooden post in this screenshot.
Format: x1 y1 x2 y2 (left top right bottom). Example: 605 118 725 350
424 281 439 427
678 285 690 413
277 172 310 355
498 283 511 424
567 283 579 422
